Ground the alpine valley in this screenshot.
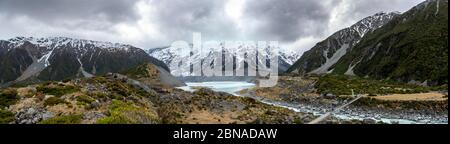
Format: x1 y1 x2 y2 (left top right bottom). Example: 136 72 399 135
0 0 447 124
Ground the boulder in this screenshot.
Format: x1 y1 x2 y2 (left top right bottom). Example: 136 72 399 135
323 93 336 99
15 107 54 124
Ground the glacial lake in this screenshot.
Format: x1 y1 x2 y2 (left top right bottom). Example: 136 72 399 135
177 81 256 96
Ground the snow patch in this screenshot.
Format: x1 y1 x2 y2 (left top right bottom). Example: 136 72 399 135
310 43 350 74
148 43 299 76
77 58 94 78
6 37 132 51
15 49 54 81
37 49 54 67
344 62 360 76
435 0 440 15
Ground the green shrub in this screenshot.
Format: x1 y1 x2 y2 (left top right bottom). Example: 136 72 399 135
96 100 160 124
0 89 19 107
44 97 67 106
315 75 436 96
90 92 107 99
0 109 14 124
294 117 303 124
39 115 82 124
37 85 79 97
352 96 448 113
76 95 95 104
106 82 130 97
103 80 150 100
122 63 156 79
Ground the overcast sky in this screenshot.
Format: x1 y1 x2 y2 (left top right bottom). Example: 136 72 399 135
0 0 424 53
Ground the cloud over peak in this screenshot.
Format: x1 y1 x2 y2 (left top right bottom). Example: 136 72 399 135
0 0 425 52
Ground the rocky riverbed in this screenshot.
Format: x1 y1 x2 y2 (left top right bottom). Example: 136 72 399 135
239 76 448 124
177 80 446 124
241 92 447 124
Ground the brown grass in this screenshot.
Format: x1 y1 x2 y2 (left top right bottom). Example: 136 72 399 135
372 92 447 101
16 87 35 97
254 87 287 101
183 110 238 124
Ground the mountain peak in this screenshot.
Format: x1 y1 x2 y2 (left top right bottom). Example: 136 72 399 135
346 0 447 84
287 11 398 74
373 11 401 16
5 36 133 50
350 11 400 37
414 0 446 10
0 36 169 85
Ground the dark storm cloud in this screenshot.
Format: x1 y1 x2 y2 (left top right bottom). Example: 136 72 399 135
0 0 139 27
147 0 238 41
243 0 338 41
0 0 425 49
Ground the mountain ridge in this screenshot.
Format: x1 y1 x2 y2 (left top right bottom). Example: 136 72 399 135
0 37 169 86
287 12 400 74
148 43 301 76
330 0 448 85
288 0 448 85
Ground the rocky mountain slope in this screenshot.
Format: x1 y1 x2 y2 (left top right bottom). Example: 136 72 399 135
0 37 168 86
287 12 399 74
330 0 448 85
288 0 448 85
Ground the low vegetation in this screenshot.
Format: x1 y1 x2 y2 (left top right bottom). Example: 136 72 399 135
76 95 95 105
36 82 80 97
0 109 14 124
0 89 19 108
96 100 160 124
339 96 448 113
122 63 159 79
39 115 83 124
44 97 68 107
315 75 446 96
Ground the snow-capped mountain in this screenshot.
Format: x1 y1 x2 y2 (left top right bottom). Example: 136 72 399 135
5 37 133 50
0 37 168 85
327 0 447 85
148 43 301 76
287 12 400 75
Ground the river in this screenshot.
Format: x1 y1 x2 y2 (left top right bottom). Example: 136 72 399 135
177 81 448 124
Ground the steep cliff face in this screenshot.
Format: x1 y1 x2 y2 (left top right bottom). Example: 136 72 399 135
0 37 168 85
332 0 448 85
287 12 399 74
